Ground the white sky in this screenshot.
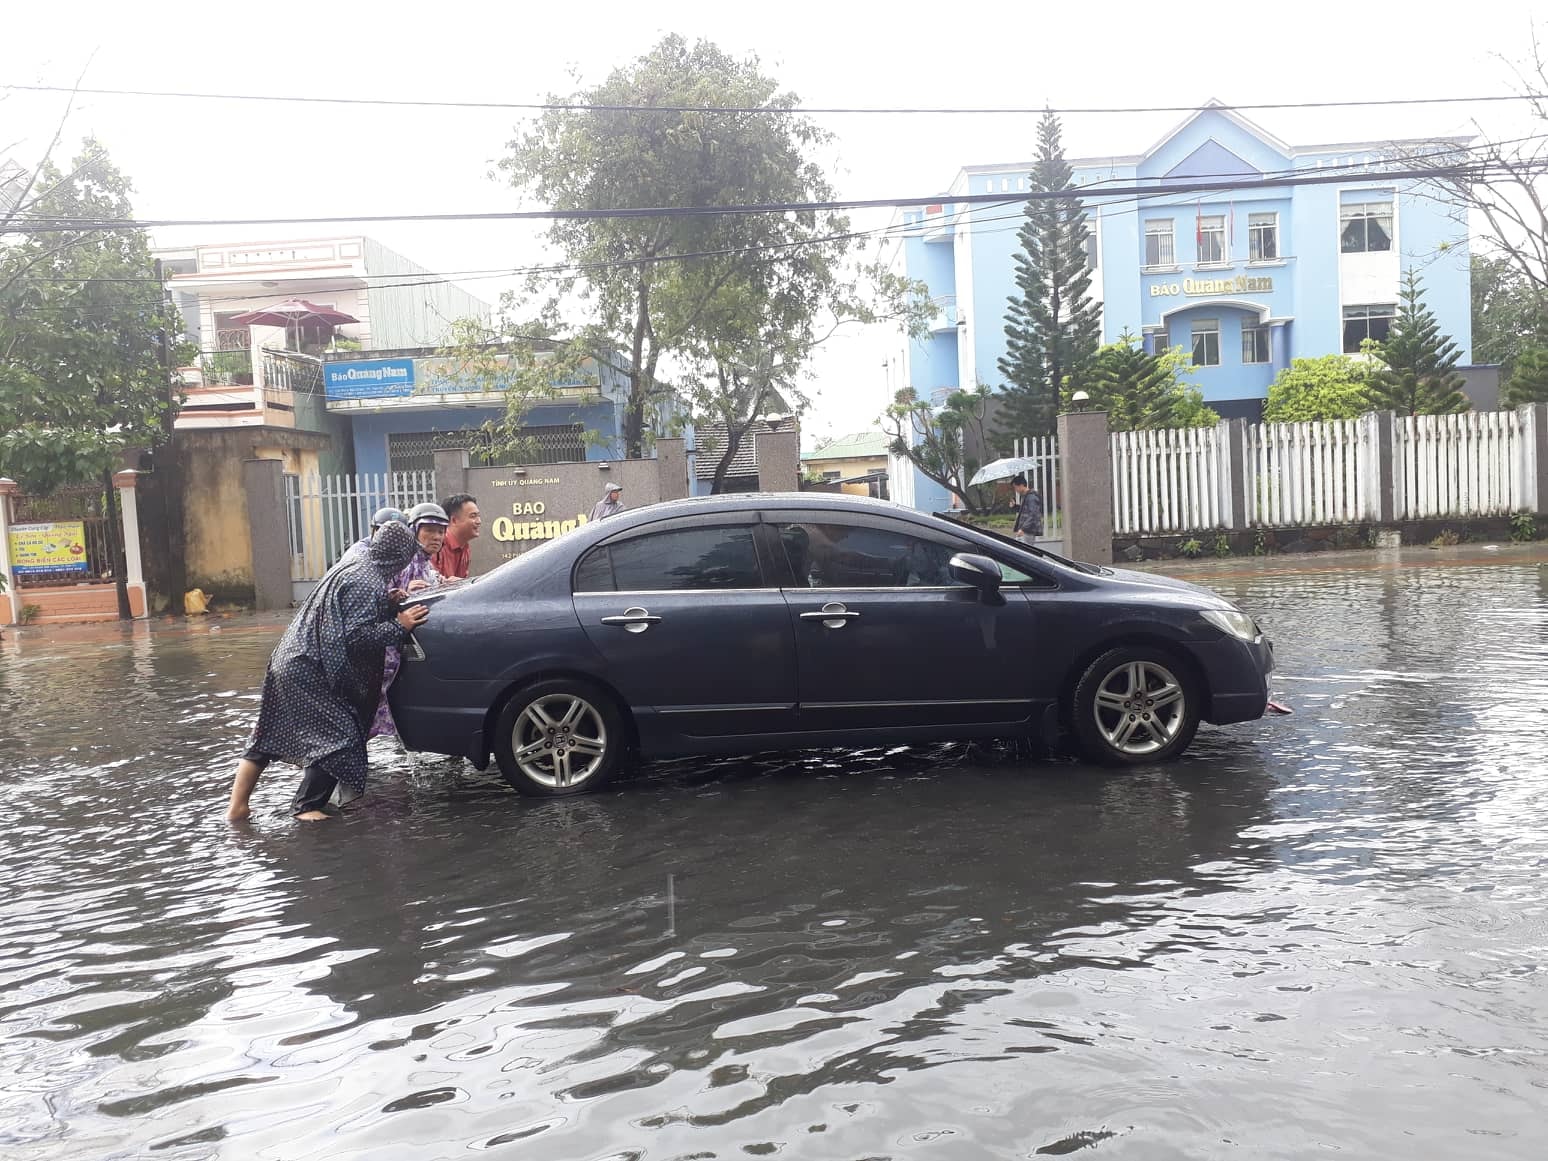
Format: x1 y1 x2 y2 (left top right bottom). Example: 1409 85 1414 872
3 0 1542 445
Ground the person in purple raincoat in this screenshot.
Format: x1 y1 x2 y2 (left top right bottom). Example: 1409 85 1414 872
370 502 448 738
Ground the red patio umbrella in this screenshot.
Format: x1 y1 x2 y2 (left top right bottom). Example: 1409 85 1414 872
228 299 360 350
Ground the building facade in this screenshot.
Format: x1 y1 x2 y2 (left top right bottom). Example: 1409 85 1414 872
150 235 493 596
320 346 644 477
885 103 1474 509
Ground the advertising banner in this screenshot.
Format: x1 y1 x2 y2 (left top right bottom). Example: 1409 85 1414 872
8 522 90 575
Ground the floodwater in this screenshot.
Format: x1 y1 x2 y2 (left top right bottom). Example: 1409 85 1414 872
3 549 1548 1160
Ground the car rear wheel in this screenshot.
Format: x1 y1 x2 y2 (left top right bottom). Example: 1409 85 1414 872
1071 646 1200 766
492 679 627 796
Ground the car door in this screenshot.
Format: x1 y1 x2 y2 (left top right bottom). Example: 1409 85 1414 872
572 514 798 741
770 514 1041 732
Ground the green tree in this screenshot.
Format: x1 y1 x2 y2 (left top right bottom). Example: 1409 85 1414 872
1367 270 1470 416
1263 355 1377 422
996 109 1101 444
667 220 931 493
0 140 190 617
1504 347 1548 406
1471 254 1547 375
882 385 992 514
1070 331 1218 430
501 36 860 460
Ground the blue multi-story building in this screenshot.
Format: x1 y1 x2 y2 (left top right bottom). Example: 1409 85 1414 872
884 101 1474 510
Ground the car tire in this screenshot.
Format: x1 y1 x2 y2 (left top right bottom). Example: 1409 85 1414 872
1070 646 1200 766
492 678 628 797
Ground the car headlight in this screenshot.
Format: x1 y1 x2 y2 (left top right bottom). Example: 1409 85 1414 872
1200 608 1262 643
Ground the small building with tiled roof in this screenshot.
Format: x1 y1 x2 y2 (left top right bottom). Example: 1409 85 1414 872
691 416 800 494
801 430 890 497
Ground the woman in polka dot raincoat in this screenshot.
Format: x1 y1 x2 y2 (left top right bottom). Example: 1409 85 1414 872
225 520 427 822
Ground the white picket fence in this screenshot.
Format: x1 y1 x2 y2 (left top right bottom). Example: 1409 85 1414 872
284 470 438 588
1019 406 1541 539
1394 410 1527 520
1110 426 1225 535
1011 435 1064 540
1245 416 1372 528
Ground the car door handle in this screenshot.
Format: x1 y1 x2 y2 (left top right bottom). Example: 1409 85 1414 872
800 602 860 628
601 607 662 634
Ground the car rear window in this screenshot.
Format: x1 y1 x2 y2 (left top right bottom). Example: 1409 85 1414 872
574 526 764 592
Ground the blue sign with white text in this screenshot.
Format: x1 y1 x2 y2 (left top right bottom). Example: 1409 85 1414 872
324 358 416 400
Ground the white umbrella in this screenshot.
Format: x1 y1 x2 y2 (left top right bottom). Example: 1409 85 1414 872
969 456 1042 486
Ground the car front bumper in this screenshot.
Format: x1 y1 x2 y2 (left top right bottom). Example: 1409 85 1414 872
1195 634 1274 725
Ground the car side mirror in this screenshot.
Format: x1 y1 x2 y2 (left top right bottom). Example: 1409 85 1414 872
949 553 1002 596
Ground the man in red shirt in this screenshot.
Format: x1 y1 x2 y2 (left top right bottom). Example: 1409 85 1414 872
432 493 480 579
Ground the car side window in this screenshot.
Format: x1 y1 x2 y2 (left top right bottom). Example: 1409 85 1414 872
776 522 964 589
577 525 764 593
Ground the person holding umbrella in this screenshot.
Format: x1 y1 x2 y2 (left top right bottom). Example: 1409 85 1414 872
1010 474 1044 542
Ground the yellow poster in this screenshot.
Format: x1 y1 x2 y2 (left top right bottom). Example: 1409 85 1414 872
8 522 90 575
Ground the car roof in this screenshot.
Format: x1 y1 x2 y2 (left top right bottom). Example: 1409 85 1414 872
603 491 928 530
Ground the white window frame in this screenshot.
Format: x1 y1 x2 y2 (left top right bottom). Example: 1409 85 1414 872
1196 214 1227 267
1241 322 1270 364
1248 212 1280 263
1191 318 1221 367
1144 219 1176 269
1082 213 1100 271
1342 303 1397 353
1340 195 1394 254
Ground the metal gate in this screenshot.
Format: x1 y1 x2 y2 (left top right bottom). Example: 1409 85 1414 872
9 486 118 588
284 471 437 599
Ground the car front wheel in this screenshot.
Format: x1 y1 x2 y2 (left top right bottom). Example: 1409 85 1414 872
1071 647 1200 766
492 679 627 796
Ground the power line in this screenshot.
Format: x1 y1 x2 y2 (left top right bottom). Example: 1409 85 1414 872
4 81 1545 117
2 161 1517 234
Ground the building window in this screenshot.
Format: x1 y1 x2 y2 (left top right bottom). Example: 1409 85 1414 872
1242 323 1270 364
1196 214 1226 265
1248 213 1279 261
1192 319 1221 367
1342 304 1397 352
1082 218 1099 271
1144 220 1175 268
1340 197 1394 253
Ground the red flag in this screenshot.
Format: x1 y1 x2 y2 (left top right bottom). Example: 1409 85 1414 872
1196 202 1204 249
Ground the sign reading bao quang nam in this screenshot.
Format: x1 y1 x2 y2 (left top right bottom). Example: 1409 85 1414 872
463 461 665 575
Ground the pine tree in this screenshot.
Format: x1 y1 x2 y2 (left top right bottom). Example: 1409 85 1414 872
1366 270 1470 415
995 109 1101 444
1503 346 1548 406
1078 332 1219 430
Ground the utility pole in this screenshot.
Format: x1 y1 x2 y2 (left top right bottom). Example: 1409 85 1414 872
153 258 188 612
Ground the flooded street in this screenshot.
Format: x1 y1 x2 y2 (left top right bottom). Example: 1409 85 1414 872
3 549 1548 1160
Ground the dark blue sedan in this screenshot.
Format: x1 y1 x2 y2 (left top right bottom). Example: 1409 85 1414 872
390 493 1274 796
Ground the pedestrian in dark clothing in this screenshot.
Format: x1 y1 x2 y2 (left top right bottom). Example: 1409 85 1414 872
589 483 625 522
225 521 427 822
1010 473 1044 541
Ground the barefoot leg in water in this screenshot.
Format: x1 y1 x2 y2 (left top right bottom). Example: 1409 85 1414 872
226 758 263 821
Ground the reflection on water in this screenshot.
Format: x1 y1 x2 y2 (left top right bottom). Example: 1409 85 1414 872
2 559 1547 1159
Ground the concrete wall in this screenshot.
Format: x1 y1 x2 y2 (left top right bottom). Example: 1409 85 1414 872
453 440 690 575
180 431 317 599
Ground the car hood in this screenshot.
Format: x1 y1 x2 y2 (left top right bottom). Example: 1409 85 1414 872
1097 565 1233 607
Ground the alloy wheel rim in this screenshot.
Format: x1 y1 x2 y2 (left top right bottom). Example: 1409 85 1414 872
512 695 608 788
1092 660 1186 756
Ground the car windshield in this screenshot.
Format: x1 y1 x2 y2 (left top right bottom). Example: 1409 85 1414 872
930 514 1107 576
